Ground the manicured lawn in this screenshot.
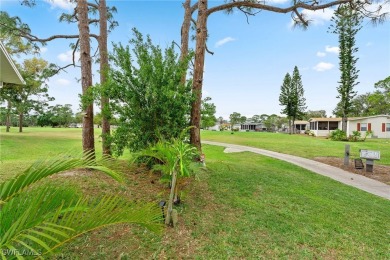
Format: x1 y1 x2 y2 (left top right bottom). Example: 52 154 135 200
202 130 390 165
1 127 389 258
0 127 132 180
1 127 85 180
182 145 390 258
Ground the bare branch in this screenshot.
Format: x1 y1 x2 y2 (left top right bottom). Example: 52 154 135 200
207 0 352 16
50 63 81 75
173 41 182 51
72 39 80 65
191 17 197 27
294 9 309 27
191 1 198 14
87 2 99 9
205 44 214 55
89 19 99 24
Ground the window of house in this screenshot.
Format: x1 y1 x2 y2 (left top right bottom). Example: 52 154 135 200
387 123 390 132
318 122 328 130
329 122 339 130
360 123 367 131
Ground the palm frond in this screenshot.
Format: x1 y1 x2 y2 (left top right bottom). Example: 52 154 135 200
1 186 162 258
0 151 123 203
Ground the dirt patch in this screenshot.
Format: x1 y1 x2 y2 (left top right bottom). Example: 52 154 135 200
314 157 390 185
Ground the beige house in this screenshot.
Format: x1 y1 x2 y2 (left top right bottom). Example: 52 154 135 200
0 41 25 86
308 115 390 138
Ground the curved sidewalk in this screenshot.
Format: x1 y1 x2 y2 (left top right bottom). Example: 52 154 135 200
203 141 390 201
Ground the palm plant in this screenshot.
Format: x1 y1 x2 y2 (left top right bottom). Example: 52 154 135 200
0 152 162 259
133 129 199 226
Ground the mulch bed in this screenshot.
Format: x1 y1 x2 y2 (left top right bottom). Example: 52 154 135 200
314 157 390 185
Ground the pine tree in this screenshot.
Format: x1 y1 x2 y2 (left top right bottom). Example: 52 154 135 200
330 5 362 132
291 66 307 132
279 73 293 133
279 67 306 134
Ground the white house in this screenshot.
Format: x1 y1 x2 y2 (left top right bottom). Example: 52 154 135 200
0 41 25 86
347 115 390 138
294 120 309 134
308 115 390 138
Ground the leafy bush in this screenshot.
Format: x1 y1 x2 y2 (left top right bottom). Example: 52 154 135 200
348 130 361 142
329 129 347 141
108 28 193 155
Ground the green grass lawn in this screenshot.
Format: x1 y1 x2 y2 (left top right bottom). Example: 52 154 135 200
1 127 86 180
202 130 390 165
1 127 390 258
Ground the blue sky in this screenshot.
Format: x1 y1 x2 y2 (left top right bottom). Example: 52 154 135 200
2 0 390 119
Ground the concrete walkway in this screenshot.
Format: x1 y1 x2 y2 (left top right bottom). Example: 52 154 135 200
203 141 390 201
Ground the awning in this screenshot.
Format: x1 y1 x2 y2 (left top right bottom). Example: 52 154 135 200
0 41 25 86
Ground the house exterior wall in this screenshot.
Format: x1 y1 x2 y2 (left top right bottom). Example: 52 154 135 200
310 121 341 137
348 116 390 138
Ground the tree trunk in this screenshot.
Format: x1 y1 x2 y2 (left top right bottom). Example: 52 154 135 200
179 0 191 85
292 117 295 134
342 116 347 132
18 112 23 133
190 0 208 152
6 100 11 132
165 170 178 226
99 0 111 156
78 0 95 158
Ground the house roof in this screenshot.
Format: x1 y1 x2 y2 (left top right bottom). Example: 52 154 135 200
294 120 308 125
0 41 25 85
308 118 342 122
348 115 390 121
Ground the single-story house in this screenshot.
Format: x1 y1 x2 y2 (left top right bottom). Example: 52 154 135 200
294 120 308 134
308 115 390 138
239 122 266 131
0 41 25 86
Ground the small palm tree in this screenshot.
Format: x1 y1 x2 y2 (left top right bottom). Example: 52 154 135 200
0 152 162 259
133 129 199 226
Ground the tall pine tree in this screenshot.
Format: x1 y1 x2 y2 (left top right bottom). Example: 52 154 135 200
330 5 362 132
291 66 307 132
279 67 306 134
279 73 293 133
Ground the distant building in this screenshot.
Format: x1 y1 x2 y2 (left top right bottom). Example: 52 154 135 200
294 120 308 134
239 122 266 132
308 115 390 138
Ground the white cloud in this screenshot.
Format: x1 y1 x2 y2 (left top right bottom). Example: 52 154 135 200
44 0 75 11
325 45 339 54
40 47 48 54
313 62 335 72
301 8 335 25
215 37 236 48
56 78 71 86
316 51 326 57
57 50 80 63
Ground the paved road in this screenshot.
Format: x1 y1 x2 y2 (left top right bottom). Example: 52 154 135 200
203 141 390 201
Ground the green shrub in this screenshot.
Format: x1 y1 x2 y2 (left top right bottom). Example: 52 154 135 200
330 129 347 141
348 130 361 142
